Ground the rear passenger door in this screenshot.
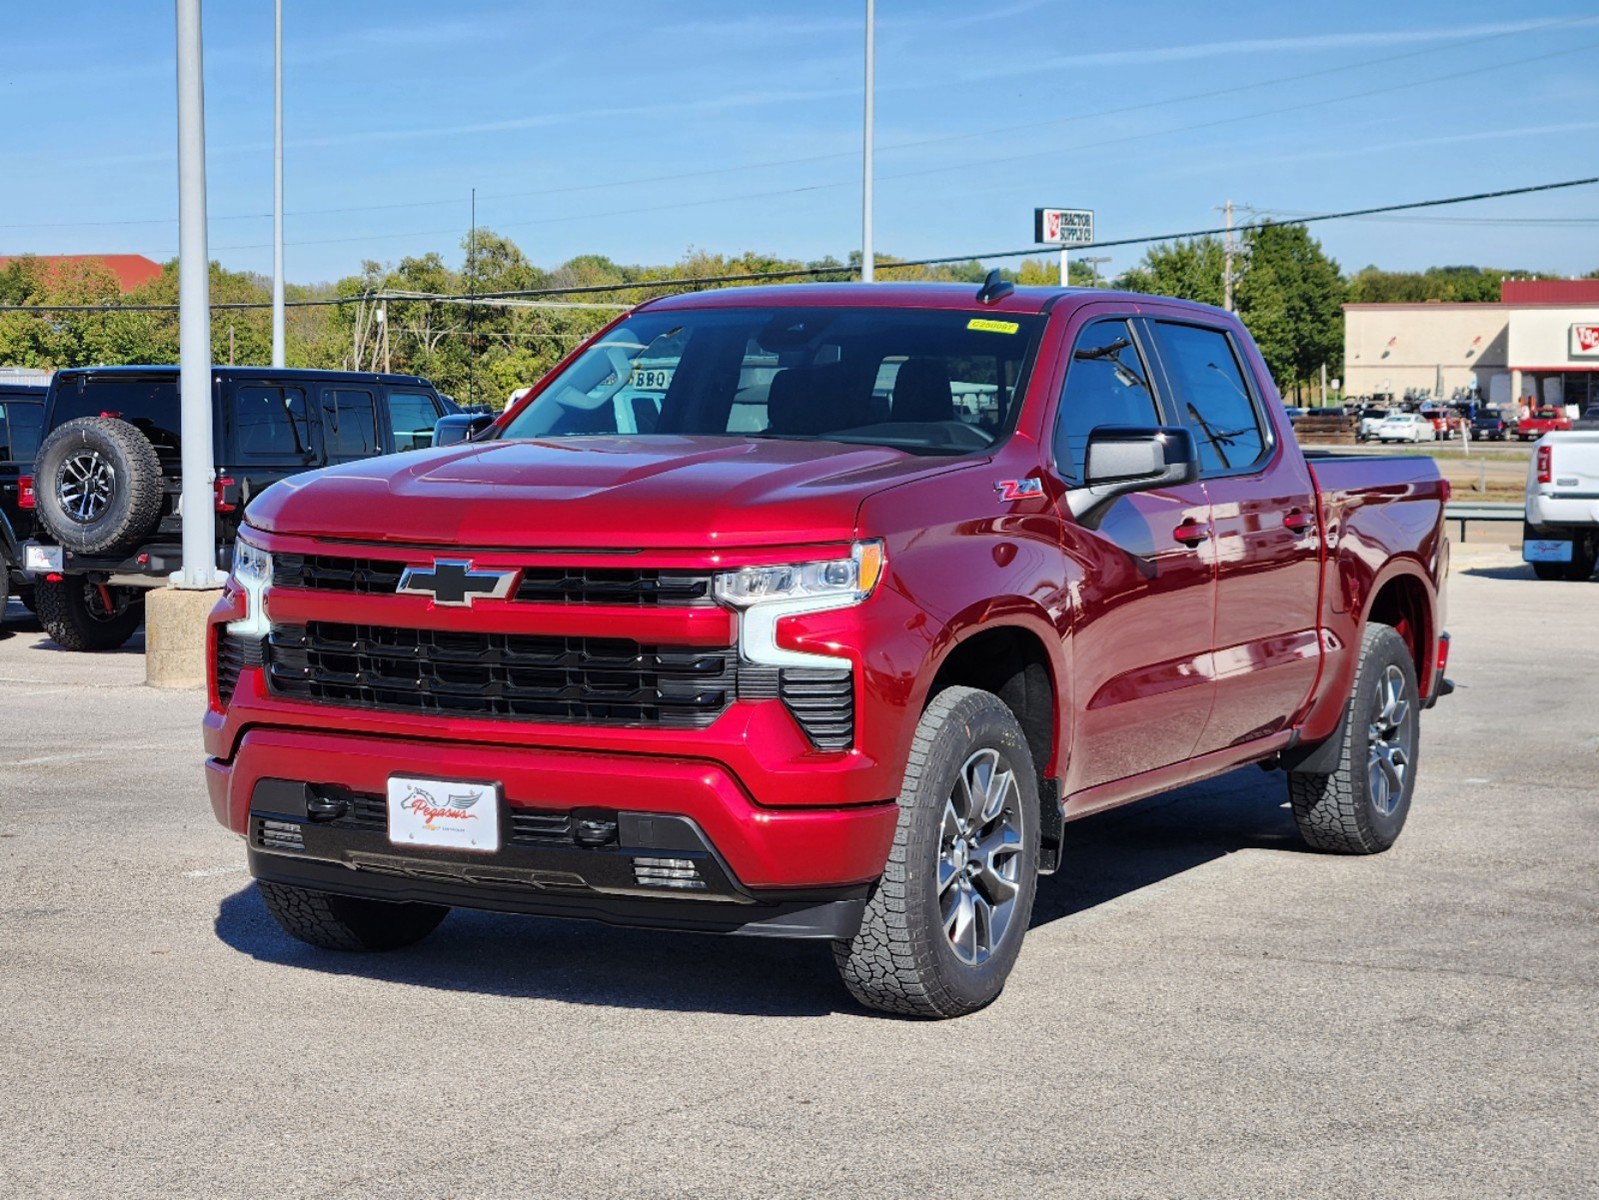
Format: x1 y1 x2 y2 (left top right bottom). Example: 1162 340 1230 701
226 382 321 510
1051 314 1218 794
1147 318 1322 754
385 388 444 452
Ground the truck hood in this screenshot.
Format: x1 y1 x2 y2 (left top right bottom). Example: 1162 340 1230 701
247 435 965 549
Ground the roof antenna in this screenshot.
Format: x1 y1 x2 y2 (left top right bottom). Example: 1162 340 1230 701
975 268 1014 306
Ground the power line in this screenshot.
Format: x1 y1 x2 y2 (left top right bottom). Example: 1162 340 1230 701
2 174 1595 315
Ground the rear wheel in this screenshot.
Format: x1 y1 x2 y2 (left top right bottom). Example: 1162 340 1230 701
833 686 1040 1018
35 576 144 651
1288 623 1420 854
258 881 449 952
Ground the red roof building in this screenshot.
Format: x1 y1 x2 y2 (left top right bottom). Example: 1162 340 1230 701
1500 278 1599 305
0 253 164 292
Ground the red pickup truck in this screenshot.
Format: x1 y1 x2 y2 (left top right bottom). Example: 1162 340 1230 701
205 280 1451 1017
1516 407 1572 440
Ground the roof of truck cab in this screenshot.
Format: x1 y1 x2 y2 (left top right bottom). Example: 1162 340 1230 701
640 281 1231 319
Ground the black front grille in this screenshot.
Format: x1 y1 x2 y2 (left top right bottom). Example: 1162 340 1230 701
272 554 714 607
266 622 736 728
515 567 713 606
273 554 406 594
215 632 264 706
780 668 855 751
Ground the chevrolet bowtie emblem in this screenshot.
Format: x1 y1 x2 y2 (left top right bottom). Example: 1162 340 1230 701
397 559 516 607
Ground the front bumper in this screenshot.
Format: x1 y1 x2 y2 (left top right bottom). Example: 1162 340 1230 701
207 726 897 935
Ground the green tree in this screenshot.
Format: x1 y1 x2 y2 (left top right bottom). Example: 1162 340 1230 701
1235 223 1344 400
1117 237 1226 307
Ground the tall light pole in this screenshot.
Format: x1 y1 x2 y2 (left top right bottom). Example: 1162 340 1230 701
860 0 875 282
175 0 220 587
271 0 285 367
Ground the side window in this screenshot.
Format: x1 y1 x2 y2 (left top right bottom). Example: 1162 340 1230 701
1053 319 1160 482
0 406 11 462
232 386 312 460
1152 322 1266 473
388 390 441 451
325 388 379 459
11 405 43 462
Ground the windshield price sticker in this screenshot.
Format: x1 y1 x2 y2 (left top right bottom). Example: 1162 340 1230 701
968 318 1020 335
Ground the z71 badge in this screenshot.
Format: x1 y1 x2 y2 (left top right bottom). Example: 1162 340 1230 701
994 478 1044 502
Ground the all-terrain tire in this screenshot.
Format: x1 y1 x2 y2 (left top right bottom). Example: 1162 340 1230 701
258 881 449 952
1288 623 1420 854
34 416 164 555
833 686 1040 1019
34 576 144 651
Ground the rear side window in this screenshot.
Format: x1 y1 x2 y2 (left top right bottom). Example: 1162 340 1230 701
388 390 440 451
233 385 312 460
1054 319 1161 482
1153 322 1266 474
325 388 378 459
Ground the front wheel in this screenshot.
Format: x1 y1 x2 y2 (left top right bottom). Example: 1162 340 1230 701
258 881 449 951
34 577 144 651
1288 623 1420 854
833 686 1040 1018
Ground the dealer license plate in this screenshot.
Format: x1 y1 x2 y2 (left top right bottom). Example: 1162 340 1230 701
387 775 501 853
23 543 62 573
1524 539 1573 563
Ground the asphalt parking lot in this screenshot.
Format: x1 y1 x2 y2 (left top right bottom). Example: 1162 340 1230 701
1 542 1594 1199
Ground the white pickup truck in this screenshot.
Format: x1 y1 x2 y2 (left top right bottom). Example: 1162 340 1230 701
1524 430 1599 580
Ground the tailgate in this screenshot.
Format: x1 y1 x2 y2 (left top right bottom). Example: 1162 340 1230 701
1548 433 1599 500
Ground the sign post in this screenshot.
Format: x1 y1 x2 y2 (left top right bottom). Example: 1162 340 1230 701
1035 207 1094 287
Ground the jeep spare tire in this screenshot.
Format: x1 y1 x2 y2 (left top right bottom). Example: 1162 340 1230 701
34 417 164 556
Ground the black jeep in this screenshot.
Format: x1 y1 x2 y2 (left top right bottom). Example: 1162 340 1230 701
23 366 456 650
1 383 48 615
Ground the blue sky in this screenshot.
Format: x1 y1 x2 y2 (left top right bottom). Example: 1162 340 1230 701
5 1 1599 284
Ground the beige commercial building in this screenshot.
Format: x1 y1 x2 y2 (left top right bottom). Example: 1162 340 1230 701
1343 280 1599 413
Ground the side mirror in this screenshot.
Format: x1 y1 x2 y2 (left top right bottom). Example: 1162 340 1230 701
1067 425 1198 525
433 413 494 447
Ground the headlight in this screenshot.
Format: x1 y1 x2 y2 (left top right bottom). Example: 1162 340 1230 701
230 536 273 590
227 534 273 639
715 541 885 671
714 541 885 608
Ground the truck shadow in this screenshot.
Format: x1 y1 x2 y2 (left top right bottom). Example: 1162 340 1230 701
212 766 1308 1018
1459 564 1595 583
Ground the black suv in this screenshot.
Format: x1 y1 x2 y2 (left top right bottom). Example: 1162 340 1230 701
23 366 456 650
1 383 48 614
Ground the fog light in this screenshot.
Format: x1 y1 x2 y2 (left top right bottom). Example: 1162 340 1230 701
632 855 706 890
258 818 304 852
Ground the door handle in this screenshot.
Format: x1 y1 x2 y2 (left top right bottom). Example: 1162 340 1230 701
1283 509 1315 533
1173 519 1210 546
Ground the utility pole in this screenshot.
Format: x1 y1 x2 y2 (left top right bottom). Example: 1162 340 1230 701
467 189 476 404
860 0 875 282
174 0 220 589
270 0 285 367
1059 244 1070 288
1218 199 1236 312
1082 256 1111 287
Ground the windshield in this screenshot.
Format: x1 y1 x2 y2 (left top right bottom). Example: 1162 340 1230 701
498 306 1047 454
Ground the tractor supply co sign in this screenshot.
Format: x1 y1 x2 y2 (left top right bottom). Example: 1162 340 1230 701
1571 323 1599 358
1035 208 1094 246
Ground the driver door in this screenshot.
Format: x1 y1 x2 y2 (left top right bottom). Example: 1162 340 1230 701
1049 316 1218 797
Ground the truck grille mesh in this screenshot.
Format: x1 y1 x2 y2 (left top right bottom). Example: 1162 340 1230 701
215 631 264 706
271 554 714 606
779 668 855 751
265 622 737 729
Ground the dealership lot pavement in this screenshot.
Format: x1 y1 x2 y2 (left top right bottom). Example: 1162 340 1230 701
2 543 1594 1199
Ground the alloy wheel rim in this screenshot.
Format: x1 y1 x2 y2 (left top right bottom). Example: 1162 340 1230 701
57 450 116 523
938 748 1024 966
1367 664 1413 817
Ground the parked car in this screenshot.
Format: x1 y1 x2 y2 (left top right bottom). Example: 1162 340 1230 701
1356 407 1390 442
1373 412 1433 444
1523 430 1599 580
1469 413 1509 441
206 279 1452 1018
1515 407 1572 441
0 383 47 613
21 366 456 650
